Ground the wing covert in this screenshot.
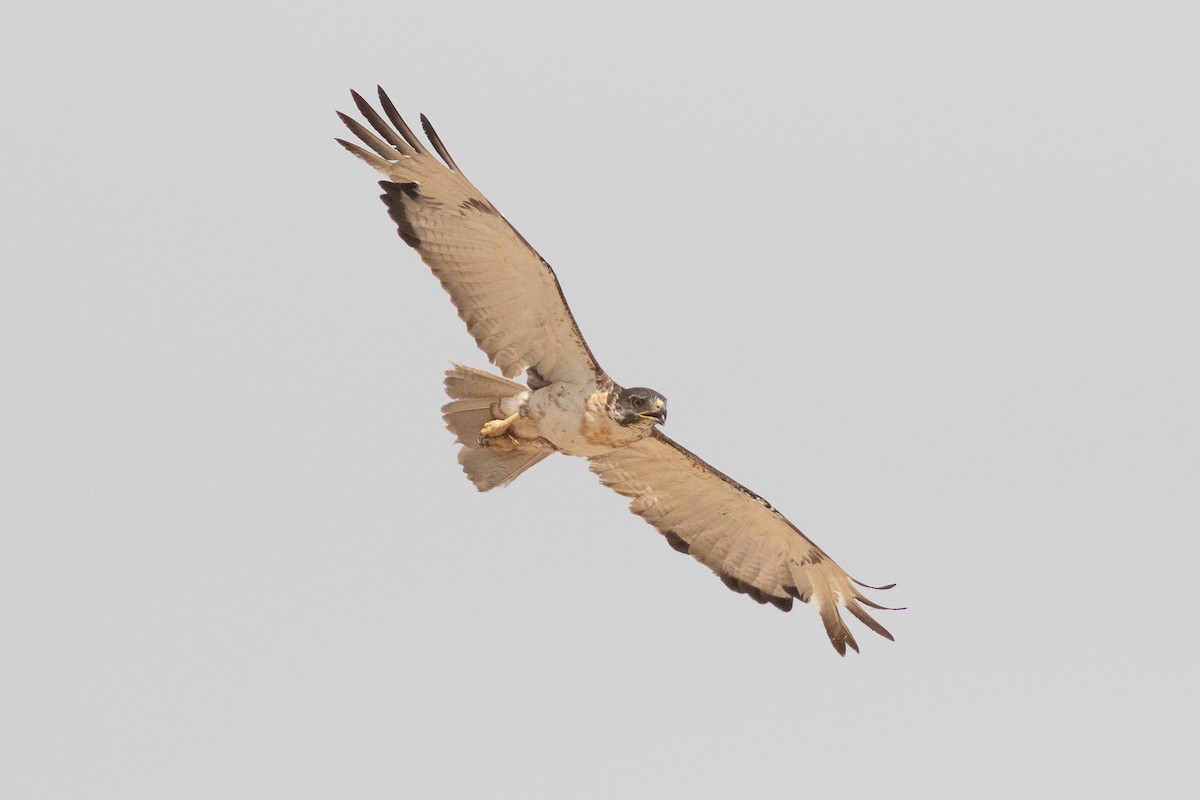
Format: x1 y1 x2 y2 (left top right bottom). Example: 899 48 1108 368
588 431 899 655
337 87 602 386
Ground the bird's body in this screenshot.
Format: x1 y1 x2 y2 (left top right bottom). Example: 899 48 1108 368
522 383 654 456
337 88 900 655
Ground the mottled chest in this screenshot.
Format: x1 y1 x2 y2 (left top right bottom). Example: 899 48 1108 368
518 384 646 457
578 390 645 450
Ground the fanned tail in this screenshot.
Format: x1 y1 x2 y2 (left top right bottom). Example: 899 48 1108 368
441 365 552 491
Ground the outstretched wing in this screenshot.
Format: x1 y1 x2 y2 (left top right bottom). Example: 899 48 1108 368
336 87 602 386
588 431 899 655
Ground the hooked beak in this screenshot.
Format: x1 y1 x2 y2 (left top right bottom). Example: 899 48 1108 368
638 399 667 425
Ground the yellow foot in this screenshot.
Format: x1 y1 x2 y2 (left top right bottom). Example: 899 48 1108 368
480 412 518 439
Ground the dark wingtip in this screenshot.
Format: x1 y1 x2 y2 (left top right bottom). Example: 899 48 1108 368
852 578 897 591
335 136 363 156
855 593 907 612
350 89 373 118
832 637 856 657
419 113 460 171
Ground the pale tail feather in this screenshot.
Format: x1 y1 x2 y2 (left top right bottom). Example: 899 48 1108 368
441 365 552 491
444 364 528 402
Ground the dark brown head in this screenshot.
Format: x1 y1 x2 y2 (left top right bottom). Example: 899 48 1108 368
613 387 667 427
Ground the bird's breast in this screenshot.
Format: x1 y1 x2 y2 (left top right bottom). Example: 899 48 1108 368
518 384 645 457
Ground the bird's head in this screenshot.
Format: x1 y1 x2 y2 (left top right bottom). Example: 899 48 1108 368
613 387 668 427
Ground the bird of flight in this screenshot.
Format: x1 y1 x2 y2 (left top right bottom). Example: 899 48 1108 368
336 88 900 655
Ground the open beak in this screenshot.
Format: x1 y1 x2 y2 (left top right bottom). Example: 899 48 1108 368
638 400 667 425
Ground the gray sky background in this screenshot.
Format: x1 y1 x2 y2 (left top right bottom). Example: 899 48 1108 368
4 2 1198 797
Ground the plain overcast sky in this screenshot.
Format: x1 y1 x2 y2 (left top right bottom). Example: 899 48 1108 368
3 2 1198 798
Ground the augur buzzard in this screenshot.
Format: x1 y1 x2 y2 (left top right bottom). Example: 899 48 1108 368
336 88 900 655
